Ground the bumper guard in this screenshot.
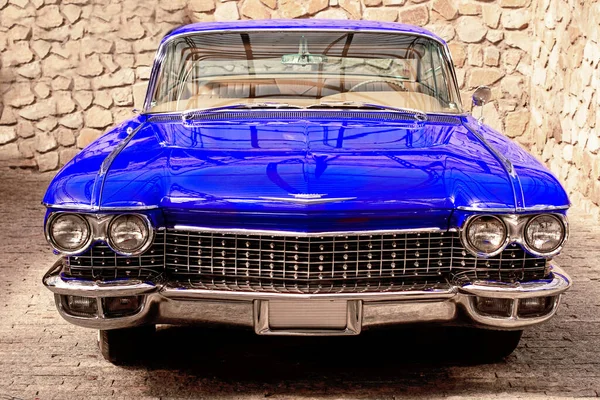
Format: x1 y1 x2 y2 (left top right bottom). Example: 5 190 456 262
43 260 571 334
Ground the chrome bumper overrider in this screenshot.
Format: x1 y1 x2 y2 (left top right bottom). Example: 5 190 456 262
43 260 571 334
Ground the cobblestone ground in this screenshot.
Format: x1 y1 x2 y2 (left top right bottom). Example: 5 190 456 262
1 168 599 400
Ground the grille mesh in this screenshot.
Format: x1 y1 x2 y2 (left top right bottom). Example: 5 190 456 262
65 232 165 280
64 229 547 293
164 230 546 293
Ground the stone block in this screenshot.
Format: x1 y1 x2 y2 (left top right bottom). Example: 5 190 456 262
35 131 58 153
456 16 487 43
363 8 397 21
0 127 17 145
505 110 530 137
502 9 530 30
432 0 458 20
399 5 429 26
468 68 505 88
241 0 271 19
214 1 240 20
77 128 102 149
84 107 113 129
58 113 83 129
19 99 57 121
59 147 79 166
36 152 59 172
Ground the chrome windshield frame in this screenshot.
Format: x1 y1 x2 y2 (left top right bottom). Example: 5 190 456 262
142 28 465 115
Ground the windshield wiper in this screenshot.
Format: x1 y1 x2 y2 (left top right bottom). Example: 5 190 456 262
184 102 303 116
306 101 428 120
234 102 305 110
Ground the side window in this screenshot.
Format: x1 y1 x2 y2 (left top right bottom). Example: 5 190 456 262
431 46 451 104
417 44 435 94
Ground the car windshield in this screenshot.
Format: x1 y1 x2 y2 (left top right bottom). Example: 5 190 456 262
149 31 463 114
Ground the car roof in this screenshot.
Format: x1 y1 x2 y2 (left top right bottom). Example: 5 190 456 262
161 19 445 45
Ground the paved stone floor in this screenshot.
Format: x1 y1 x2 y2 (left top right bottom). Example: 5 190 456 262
1 168 599 400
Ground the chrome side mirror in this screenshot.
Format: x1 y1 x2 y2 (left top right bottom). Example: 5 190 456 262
472 86 492 107
472 86 492 124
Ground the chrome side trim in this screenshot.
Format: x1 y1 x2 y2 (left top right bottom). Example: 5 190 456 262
100 205 159 211
42 203 99 211
93 123 146 209
462 120 515 177
42 203 159 211
457 205 570 212
172 225 454 237
259 196 357 204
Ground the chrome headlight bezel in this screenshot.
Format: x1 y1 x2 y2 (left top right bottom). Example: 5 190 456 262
45 212 156 256
460 213 568 258
106 214 154 256
461 214 509 258
523 214 568 257
45 213 93 255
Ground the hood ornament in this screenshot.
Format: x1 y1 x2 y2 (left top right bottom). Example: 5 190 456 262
260 193 356 204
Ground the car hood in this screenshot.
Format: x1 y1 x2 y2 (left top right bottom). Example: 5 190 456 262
44 114 569 230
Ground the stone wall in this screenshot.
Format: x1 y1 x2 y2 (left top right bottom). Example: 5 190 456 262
3 0 596 218
530 0 600 219
0 0 534 172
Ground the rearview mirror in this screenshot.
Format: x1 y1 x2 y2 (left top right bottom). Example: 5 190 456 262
281 35 328 66
281 53 328 65
472 86 492 107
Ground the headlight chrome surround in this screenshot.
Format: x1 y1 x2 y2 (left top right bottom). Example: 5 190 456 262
460 213 568 258
461 214 509 257
523 214 567 257
45 212 155 256
106 214 154 256
45 213 92 255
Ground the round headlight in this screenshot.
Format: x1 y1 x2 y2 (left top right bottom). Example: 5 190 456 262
525 214 565 254
48 214 91 253
464 215 507 256
108 214 151 255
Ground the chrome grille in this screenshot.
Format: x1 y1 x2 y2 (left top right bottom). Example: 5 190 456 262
63 229 547 292
163 229 547 293
65 232 165 280
166 231 454 280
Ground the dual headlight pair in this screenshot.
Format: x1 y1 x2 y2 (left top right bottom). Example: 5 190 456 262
462 213 567 258
46 213 153 256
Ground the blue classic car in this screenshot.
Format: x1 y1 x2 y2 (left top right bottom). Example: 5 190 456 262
42 19 571 363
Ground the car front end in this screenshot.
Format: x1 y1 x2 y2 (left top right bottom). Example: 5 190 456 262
43 210 570 334
42 19 571 363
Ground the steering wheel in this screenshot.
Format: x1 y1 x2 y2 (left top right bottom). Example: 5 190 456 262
348 79 408 93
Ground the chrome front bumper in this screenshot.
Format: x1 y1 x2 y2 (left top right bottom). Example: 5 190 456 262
43 261 571 334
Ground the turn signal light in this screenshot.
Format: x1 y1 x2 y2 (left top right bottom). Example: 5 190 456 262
62 295 98 317
103 296 143 317
473 297 513 317
518 296 556 318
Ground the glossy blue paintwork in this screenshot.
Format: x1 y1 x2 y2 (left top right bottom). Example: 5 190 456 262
43 21 569 233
